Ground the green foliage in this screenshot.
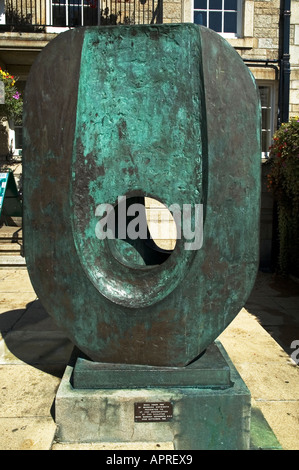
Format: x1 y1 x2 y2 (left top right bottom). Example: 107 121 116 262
0 67 23 125
267 117 299 276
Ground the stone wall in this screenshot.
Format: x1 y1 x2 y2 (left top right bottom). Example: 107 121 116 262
239 0 281 62
163 0 182 23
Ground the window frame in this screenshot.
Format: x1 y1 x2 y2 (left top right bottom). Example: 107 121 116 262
193 0 243 38
257 81 276 159
47 0 100 29
8 122 22 158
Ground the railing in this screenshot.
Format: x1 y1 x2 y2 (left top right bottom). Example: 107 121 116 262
0 0 163 31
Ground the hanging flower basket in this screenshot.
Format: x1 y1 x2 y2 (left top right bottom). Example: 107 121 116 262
0 68 23 125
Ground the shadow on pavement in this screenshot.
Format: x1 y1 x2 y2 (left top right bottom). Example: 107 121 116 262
245 271 299 357
1 271 298 377
0 299 73 378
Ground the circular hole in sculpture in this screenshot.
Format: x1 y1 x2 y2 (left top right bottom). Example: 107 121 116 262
109 196 177 267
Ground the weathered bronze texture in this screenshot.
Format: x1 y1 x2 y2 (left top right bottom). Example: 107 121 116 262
23 24 261 366
72 343 231 389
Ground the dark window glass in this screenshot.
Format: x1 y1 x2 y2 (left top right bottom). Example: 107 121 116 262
15 127 23 150
209 11 222 31
69 5 81 26
261 132 268 153
52 5 66 25
224 0 237 10
194 11 207 25
194 0 207 9
259 86 270 108
224 11 237 32
210 0 222 9
84 5 98 24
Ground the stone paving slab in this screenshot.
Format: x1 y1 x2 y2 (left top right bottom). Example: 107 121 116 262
0 417 57 450
219 308 299 450
256 401 299 451
0 364 60 417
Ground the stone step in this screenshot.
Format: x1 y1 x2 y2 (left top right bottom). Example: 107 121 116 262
0 226 24 266
0 243 22 252
0 255 26 267
0 226 23 243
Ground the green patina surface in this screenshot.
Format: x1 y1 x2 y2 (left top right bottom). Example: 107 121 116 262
71 25 203 308
23 24 261 366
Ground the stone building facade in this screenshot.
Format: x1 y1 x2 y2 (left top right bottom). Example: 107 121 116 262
0 0 296 159
161 0 299 150
0 0 297 265
0 0 297 158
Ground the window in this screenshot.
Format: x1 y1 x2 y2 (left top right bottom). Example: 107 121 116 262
8 123 22 157
9 123 23 156
51 0 98 27
0 0 5 24
193 0 241 37
14 126 23 152
258 84 276 158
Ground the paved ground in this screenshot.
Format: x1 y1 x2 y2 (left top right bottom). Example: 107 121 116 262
0 266 298 450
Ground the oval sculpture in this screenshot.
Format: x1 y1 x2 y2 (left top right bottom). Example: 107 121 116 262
23 24 261 366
